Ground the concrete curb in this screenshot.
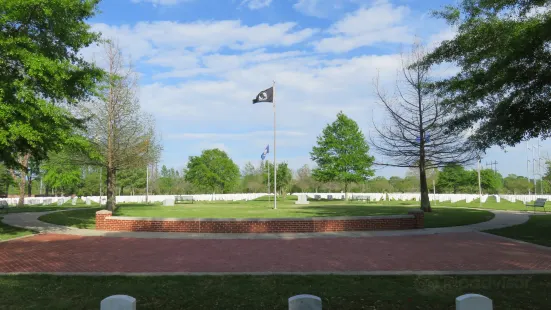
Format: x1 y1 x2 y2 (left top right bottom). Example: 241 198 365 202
0 208 532 240
478 231 551 250
0 232 38 243
1 270 551 276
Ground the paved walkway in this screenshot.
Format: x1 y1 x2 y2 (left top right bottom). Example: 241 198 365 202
0 209 532 239
1 232 551 274
1 209 549 275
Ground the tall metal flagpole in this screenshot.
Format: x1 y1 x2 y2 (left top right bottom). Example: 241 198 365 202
273 81 277 210
478 156 482 208
146 163 149 204
266 160 270 204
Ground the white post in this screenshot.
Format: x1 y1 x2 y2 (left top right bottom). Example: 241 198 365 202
288 294 322 310
273 81 277 210
100 295 136 310
456 294 492 310
527 141 530 195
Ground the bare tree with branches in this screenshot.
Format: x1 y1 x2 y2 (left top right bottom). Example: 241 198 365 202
370 43 475 212
81 41 161 211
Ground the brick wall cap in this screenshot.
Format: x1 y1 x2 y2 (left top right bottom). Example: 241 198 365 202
408 209 424 214
104 214 414 222
96 210 113 215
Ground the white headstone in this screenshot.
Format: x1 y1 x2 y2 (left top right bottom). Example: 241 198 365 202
100 295 136 310
295 194 310 205
456 294 493 310
72 197 77 206
57 199 63 206
289 294 322 310
327 195 333 200
163 199 175 206
86 197 91 205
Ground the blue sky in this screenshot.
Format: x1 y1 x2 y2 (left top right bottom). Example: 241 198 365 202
83 0 551 179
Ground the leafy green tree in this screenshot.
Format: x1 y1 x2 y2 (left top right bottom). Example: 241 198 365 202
389 176 419 193
80 167 105 196
503 174 532 194
241 162 264 193
0 0 104 167
437 164 471 193
0 163 14 197
423 0 551 149
310 112 375 199
158 165 175 194
118 168 146 195
477 169 503 194
42 153 83 195
185 149 240 194
261 161 294 196
367 177 393 193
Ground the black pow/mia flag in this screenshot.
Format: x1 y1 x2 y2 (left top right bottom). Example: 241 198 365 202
252 87 274 104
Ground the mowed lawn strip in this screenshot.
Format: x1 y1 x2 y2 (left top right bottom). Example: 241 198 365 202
485 215 551 247
38 208 101 229
0 275 549 310
0 217 34 241
38 200 495 229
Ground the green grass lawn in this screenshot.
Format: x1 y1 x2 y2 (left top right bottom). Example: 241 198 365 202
0 275 549 309
485 215 551 247
0 217 34 241
38 208 102 229
38 199 494 229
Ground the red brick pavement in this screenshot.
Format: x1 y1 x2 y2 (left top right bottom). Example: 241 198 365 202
1 232 551 273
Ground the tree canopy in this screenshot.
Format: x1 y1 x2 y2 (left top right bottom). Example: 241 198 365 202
184 149 240 193
437 164 471 194
0 0 104 167
423 0 551 149
310 112 375 197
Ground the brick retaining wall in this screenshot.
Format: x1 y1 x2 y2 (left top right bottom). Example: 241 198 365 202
95 210 424 233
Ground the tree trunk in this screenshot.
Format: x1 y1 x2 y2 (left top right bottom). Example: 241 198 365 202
11 154 30 206
344 182 349 201
419 154 432 212
106 167 116 211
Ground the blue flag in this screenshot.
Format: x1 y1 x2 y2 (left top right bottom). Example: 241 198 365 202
261 145 269 160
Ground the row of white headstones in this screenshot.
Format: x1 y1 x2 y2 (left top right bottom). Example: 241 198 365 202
100 293 493 310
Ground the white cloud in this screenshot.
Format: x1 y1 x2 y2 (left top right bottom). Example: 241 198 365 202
315 1 412 53
131 0 193 6
294 0 325 17
329 2 408 36
293 0 373 18
89 20 317 58
426 27 457 49
241 0 273 10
